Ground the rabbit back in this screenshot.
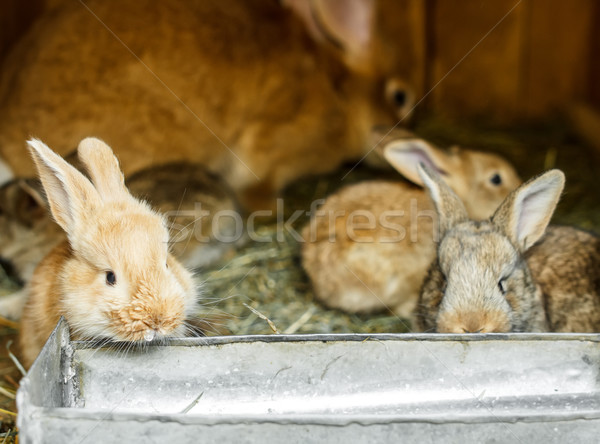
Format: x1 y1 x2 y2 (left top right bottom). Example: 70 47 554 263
19 242 71 367
0 178 63 282
527 225 600 332
302 180 436 317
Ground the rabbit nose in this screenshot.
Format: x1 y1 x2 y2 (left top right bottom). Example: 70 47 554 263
462 327 484 334
460 316 488 333
437 310 511 334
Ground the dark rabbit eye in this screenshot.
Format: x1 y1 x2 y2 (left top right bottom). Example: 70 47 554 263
393 89 407 107
490 173 502 186
498 279 506 294
106 271 117 286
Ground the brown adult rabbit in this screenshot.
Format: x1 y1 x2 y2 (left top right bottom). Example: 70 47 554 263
0 160 239 321
19 137 200 368
415 164 600 333
301 138 521 318
0 0 419 210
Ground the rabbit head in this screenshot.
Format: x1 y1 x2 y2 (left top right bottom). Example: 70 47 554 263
27 137 197 342
416 164 565 333
285 0 417 123
384 138 522 219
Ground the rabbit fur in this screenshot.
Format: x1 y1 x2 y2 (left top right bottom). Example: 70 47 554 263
301 138 521 318
415 164 600 333
19 138 197 368
0 0 419 211
0 159 240 321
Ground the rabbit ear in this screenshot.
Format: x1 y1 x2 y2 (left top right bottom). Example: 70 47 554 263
285 0 374 69
76 137 129 201
384 139 452 187
27 139 101 234
417 163 468 237
492 170 565 252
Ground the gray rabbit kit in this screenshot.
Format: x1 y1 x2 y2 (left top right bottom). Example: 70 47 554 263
415 164 600 333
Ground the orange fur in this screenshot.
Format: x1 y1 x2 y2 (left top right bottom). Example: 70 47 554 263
0 0 419 210
19 138 196 368
19 242 71 367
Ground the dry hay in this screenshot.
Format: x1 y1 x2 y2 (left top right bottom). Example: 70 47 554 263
194 226 410 337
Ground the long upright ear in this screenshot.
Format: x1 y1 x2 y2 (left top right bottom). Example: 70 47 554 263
417 163 468 238
77 137 129 201
492 170 565 252
284 0 374 70
27 139 101 235
384 139 452 187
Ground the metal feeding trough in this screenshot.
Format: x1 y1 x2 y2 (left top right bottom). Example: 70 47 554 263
17 318 600 443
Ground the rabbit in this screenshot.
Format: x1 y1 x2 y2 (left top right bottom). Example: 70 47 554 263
301 137 521 318
19 138 198 368
415 164 600 333
0 160 240 322
0 178 62 284
0 0 420 211
0 178 64 321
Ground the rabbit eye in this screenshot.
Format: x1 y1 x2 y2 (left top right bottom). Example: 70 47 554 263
106 271 117 286
392 89 407 108
490 173 502 186
498 279 507 294
385 79 411 112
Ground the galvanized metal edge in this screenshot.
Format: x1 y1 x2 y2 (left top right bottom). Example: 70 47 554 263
18 319 600 435
72 332 600 350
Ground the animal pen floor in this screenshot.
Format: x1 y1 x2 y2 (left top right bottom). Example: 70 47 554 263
1 115 599 440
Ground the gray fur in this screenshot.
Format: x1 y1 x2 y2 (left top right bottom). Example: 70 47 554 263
414 168 600 333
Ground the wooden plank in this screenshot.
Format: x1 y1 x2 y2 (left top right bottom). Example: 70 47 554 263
426 0 525 122
523 0 595 117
